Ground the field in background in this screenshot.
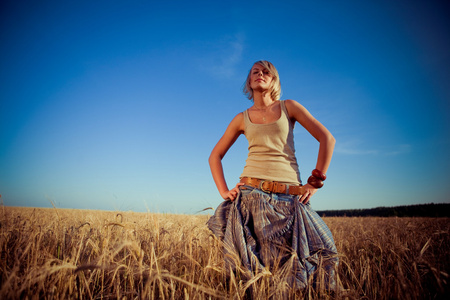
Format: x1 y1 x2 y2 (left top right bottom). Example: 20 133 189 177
0 206 449 299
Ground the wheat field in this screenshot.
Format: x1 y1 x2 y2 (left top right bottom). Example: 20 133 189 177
0 206 448 299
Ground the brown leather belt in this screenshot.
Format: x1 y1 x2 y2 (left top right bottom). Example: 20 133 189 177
240 177 305 195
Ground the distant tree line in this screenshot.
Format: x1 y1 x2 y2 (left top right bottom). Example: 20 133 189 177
316 203 450 217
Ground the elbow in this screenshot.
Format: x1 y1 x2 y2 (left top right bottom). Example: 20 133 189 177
329 134 336 147
208 153 214 165
208 150 223 165
329 135 336 151
321 132 336 148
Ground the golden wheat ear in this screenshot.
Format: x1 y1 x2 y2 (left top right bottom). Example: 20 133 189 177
196 207 214 213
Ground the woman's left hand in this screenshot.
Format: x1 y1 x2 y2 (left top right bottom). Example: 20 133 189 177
298 184 318 204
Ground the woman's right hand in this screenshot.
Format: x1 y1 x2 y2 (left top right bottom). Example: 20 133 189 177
221 183 245 201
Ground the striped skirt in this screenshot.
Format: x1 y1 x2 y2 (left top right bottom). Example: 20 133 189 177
207 186 338 289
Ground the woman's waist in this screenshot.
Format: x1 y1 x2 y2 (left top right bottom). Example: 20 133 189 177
240 164 301 184
240 177 305 196
244 154 299 170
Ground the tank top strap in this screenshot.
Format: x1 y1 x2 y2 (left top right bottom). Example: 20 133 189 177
280 100 288 117
280 100 294 128
243 109 250 127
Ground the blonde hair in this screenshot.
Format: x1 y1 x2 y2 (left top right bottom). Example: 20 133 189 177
243 60 281 101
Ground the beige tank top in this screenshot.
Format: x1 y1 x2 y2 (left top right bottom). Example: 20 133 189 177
240 100 301 185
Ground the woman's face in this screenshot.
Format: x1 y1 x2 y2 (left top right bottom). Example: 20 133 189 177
249 64 273 91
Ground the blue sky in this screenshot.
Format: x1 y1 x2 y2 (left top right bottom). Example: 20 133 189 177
1 0 449 213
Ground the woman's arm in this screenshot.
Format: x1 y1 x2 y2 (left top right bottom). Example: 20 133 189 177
285 100 336 203
209 113 245 201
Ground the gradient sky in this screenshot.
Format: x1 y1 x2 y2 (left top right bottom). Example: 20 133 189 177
1 0 449 214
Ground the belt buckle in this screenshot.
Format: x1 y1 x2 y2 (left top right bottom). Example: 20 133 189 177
260 180 273 193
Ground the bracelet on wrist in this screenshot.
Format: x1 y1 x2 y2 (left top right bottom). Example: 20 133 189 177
312 169 327 181
307 169 327 189
308 175 324 188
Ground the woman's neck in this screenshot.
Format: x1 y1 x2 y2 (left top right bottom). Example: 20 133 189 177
253 91 275 109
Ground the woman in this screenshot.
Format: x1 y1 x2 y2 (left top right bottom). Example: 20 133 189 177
207 60 338 291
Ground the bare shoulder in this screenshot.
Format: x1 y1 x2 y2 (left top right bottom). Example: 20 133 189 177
233 111 244 120
228 112 245 133
230 111 244 124
284 99 309 117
